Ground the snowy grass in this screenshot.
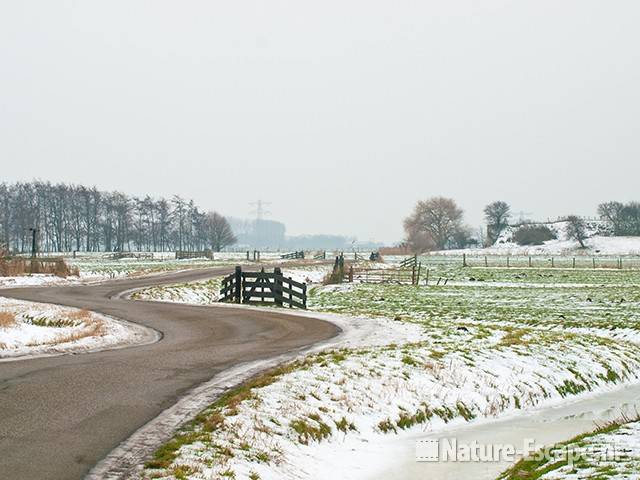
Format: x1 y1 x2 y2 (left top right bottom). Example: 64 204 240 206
131 265 333 306
131 279 223 305
0 297 156 359
134 263 640 480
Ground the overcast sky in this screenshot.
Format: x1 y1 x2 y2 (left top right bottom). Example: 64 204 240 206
1 1 639 243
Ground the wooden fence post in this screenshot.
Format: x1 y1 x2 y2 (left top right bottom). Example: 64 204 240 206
593 258 596 269
462 253 467 267
274 267 283 306
415 262 422 286
348 265 354 283
506 256 510 268
528 256 532 268
234 266 242 304
302 283 307 309
288 278 294 308
425 268 430 286
484 256 488 267
551 257 555 268
573 257 576 269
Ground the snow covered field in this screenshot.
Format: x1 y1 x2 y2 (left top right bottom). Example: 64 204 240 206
0 252 331 289
430 220 640 256
0 297 156 359
131 262 640 480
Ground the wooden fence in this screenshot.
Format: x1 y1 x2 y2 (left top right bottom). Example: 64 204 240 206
110 252 155 260
313 251 327 260
220 266 307 309
400 255 418 269
281 251 305 260
345 261 422 286
175 250 214 260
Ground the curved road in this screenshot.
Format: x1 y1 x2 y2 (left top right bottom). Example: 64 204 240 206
0 267 340 480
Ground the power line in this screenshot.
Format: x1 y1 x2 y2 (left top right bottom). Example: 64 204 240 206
249 200 271 221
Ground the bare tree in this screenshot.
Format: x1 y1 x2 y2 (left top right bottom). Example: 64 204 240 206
0 181 234 254
404 197 465 251
206 212 237 252
598 201 624 235
565 215 588 248
483 201 511 246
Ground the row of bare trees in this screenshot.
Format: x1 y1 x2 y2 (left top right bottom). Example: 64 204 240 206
403 197 598 252
0 181 237 253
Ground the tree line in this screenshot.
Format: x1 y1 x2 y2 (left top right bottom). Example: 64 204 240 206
0 181 237 254
403 197 640 253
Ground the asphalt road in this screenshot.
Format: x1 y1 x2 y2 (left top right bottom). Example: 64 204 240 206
0 267 340 480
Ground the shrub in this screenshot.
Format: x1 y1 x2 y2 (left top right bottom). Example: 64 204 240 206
513 225 556 246
0 249 78 278
0 312 16 328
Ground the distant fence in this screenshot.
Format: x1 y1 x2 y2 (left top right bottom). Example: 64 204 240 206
313 251 327 260
281 251 305 260
109 252 155 260
400 255 418 269
175 250 214 260
345 259 422 286
246 250 261 261
452 254 639 270
220 266 307 309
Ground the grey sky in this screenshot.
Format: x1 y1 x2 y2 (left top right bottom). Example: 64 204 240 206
1 1 639 243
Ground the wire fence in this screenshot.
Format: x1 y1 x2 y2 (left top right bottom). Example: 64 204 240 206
414 254 640 270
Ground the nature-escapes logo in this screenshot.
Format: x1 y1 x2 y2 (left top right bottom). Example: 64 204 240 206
416 438 622 465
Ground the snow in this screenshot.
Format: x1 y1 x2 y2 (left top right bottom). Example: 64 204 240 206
0 297 158 360
129 298 640 480
130 265 334 306
506 420 640 480
429 220 640 256
89 263 640 480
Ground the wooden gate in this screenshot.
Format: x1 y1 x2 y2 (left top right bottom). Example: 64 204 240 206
219 266 307 309
281 251 305 260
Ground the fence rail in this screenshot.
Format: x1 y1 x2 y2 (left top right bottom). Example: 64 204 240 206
109 252 155 260
400 255 418 269
219 266 307 309
281 251 305 260
459 253 638 270
175 250 214 260
345 261 422 285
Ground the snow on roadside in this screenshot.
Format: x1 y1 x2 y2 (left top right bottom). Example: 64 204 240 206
0 274 85 288
131 279 222 305
139 311 640 480
281 265 332 285
131 265 334 306
0 297 157 360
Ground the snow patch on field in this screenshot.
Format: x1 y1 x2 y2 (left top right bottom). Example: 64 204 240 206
131 279 221 305
131 265 333 306
139 314 640 480
430 220 640 256
0 297 157 360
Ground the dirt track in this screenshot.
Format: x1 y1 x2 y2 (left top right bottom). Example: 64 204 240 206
0 267 339 480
